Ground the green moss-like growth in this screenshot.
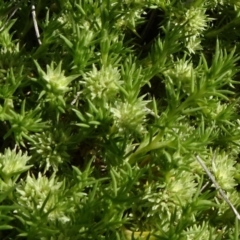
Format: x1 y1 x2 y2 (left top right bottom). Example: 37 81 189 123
0 0 240 239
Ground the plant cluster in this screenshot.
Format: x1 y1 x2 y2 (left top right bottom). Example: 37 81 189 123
0 0 240 239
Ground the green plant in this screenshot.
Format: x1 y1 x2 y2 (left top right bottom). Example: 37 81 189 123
0 0 240 239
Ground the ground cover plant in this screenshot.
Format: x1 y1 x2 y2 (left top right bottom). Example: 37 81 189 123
1 0 240 239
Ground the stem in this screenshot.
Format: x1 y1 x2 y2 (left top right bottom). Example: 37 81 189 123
195 155 240 221
127 91 202 165
31 0 42 45
128 139 173 165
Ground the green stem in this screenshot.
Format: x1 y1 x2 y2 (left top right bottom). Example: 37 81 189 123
128 139 173 165
128 89 204 165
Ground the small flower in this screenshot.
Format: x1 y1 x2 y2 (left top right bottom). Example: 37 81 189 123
164 58 193 93
82 64 122 101
16 173 72 223
211 152 237 191
0 147 32 181
204 101 235 122
171 7 211 53
115 8 146 30
30 127 76 172
186 36 202 54
172 7 209 36
165 169 197 205
33 61 79 113
143 180 182 231
34 60 79 95
184 222 214 240
110 98 149 133
184 8 209 35
57 14 72 31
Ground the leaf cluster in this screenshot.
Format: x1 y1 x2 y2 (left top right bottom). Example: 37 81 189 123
0 0 240 239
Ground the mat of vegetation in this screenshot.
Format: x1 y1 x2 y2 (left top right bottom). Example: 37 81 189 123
1 0 240 239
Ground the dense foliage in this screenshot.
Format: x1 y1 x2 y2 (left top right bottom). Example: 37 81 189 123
1 0 240 239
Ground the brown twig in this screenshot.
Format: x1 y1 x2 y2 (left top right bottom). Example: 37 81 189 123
195 154 240 220
31 0 42 45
